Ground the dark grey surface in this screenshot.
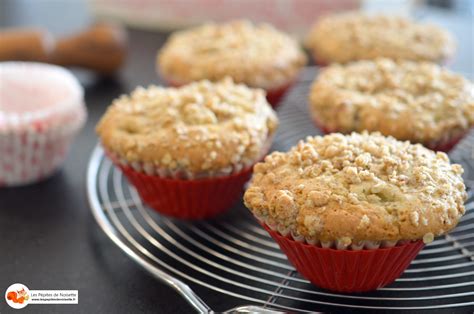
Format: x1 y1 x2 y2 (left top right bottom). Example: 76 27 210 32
0 1 196 313
0 1 473 313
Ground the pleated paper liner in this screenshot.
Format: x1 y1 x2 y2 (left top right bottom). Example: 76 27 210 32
428 130 470 152
0 113 85 187
263 223 425 293
107 151 256 219
312 117 471 153
262 82 294 108
311 54 329 67
163 77 294 108
0 62 86 187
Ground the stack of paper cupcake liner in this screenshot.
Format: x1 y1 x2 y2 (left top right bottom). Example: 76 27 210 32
0 62 87 186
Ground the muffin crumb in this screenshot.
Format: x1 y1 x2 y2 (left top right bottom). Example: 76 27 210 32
423 233 435 244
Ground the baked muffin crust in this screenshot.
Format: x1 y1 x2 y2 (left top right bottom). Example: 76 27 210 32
97 79 278 176
309 58 474 144
306 13 455 64
244 132 467 244
158 20 307 89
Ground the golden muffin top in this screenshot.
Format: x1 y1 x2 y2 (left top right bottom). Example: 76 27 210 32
306 13 455 64
158 20 307 89
244 132 466 244
97 78 278 176
309 58 474 144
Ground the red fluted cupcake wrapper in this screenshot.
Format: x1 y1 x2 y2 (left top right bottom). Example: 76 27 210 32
108 153 254 219
263 224 424 293
0 111 85 187
312 117 470 153
264 82 293 108
309 53 330 67
425 130 469 152
163 78 293 108
312 117 334 135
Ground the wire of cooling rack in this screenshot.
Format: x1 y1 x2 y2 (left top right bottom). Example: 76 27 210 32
87 67 474 313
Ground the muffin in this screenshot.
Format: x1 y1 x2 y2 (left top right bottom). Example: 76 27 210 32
244 132 467 292
97 78 278 219
309 58 474 152
157 20 307 107
305 12 455 65
0 62 86 186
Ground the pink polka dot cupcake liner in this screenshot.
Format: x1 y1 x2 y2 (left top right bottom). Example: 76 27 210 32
0 62 86 186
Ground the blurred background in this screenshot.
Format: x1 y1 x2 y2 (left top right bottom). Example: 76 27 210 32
1 0 473 76
0 0 473 313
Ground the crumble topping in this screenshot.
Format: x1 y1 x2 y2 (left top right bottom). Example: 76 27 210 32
309 58 474 143
244 132 467 243
97 78 278 175
158 20 307 89
305 12 455 64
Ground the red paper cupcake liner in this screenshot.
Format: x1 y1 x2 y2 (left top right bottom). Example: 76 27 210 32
312 117 470 153
315 60 329 67
109 154 255 219
310 54 329 67
263 224 424 293
264 82 293 108
312 117 334 135
425 131 469 152
164 78 292 108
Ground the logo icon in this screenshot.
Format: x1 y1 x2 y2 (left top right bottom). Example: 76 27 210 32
5 283 30 309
